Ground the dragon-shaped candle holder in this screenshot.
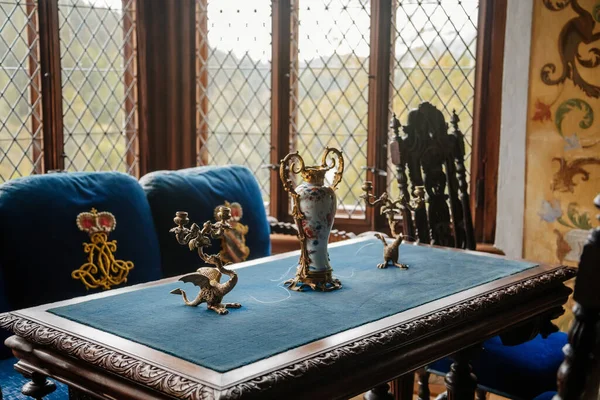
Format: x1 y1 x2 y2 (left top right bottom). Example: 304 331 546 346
360 182 425 269
169 207 241 315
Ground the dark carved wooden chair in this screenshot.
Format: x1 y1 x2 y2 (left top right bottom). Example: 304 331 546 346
391 102 570 400
533 193 600 400
393 102 474 250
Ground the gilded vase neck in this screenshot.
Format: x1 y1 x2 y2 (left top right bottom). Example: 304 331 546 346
301 167 328 186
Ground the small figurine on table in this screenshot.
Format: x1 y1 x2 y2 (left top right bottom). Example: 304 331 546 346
169 207 242 315
360 182 425 269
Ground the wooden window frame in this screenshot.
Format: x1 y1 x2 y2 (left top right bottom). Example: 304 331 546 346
38 0 64 172
470 0 507 244
9 0 505 242
265 0 395 234
262 0 505 239
8 0 141 176
269 0 293 221
122 0 139 177
25 0 43 174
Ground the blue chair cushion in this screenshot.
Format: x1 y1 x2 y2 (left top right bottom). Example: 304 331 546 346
0 172 163 357
139 165 271 277
428 333 567 399
0 356 69 399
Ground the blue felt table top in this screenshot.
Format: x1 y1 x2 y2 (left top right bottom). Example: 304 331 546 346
49 238 537 373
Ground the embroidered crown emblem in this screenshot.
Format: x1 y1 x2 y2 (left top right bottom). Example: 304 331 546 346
72 208 134 290
214 201 250 264
76 208 117 233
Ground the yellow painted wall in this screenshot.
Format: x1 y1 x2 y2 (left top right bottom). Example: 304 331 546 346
523 0 600 329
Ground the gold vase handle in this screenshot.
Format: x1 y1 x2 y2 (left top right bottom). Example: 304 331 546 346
321 147 344 190
279 152 305 196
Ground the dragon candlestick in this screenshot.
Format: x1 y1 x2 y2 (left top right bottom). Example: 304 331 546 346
360 182 425 269
169 208 242 315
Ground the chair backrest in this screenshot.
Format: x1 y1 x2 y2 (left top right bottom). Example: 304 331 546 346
391 102 475 250
554 194 600 400
0 171 163 358
139 165 271 277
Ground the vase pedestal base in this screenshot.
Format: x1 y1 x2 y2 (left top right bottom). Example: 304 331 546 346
284 269 342 292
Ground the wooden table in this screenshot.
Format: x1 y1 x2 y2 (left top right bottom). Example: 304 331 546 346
0 237 575 400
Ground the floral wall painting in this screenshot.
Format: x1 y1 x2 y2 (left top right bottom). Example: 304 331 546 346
524 0 600 330
538 200 596 263
540 0 600 98
533 97 598 150
551 156 600 192
555 99 594 137
555 98 597 148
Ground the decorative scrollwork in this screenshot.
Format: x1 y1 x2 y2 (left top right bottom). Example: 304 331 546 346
0 313 215 399
321 147 344 189
543 0 572 11
551 156 600 193
279 152 305 221
541 0 600 98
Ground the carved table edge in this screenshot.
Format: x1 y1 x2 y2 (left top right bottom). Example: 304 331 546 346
0 266 576 400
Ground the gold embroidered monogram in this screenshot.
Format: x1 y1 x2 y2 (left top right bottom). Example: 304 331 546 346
214 201 250 264
73 208 134 290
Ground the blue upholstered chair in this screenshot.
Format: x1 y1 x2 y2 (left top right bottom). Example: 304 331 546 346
139 165 271 277
0 171 163 399
427 332 568 399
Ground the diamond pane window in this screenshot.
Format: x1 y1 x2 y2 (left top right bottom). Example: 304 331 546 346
0 1 42 182
196 0 272 205
59 0 138 175
291 0 371 219
388 0 478 198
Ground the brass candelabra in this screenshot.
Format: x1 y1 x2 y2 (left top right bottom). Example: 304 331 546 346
360 182 425 269
168 207 242 315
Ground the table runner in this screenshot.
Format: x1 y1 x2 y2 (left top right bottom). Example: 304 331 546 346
49 239 537 372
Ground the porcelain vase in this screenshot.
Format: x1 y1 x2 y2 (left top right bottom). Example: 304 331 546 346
279 147 344 292
297 181 336 273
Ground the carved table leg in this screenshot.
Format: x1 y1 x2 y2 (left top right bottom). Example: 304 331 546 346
364 383 395 400
444 350 477 400
390 374 414 400
21 371 57 399
417 368 430 400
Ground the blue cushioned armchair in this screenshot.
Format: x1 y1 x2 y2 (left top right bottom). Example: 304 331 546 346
0 172 163 399
139 165 271 278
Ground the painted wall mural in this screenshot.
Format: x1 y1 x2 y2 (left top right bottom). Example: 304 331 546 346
524 0 600 330
540 0 600 98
